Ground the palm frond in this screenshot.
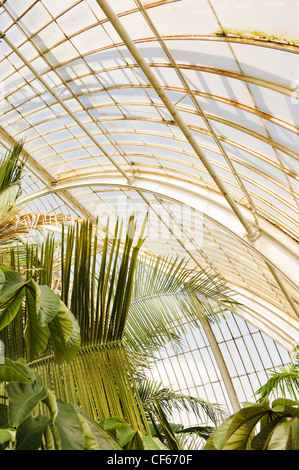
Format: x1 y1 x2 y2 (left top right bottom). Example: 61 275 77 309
0 142 25 223
0 213 70 247
256 364 299 402
61 215 147 345
124 255 235 355
55 217 236 354
0 141 25 195
2 212 235 435
137 376 226 425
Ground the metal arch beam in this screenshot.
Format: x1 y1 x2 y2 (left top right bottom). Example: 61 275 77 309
17 112 297 183
49 45 296 99
5 78 298 140
2 1 298 310
94 0 261 242
68 82 299 137
0 125 97 222
166 33 299 55
231 286 299 349
0 30 131 184
7 95 299 163
16 172 299 295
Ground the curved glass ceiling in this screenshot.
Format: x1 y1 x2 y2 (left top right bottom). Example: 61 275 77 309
0 0 298 353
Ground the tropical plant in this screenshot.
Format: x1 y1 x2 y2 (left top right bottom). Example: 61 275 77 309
204 397 299 450
137 375 224 448
0 263 80 365
255 345 299 402
100 416 168 450
19 218 233 434
0 142 236 448
0 357 124 450
0 143 80 366
0 142 25 223
0 142 67 247
0 358 170 450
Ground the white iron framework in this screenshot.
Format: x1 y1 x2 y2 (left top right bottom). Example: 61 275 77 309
0 0 298 417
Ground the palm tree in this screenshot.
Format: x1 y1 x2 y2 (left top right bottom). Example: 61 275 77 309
0 143 236 446
17 216 233 442
136 375 226 448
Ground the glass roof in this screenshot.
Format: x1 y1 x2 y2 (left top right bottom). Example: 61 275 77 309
0 0 298 356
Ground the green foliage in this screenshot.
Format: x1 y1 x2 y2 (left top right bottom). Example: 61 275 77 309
59 217 234 352
255 346 299 402
138 376 225 425
0 144 236 450
61 216 148 345
0 358 122 450
204 397 299 450
0 142 25 219
0 264 80 364
101 416 168 450
0 142 25 194
136 375 224 449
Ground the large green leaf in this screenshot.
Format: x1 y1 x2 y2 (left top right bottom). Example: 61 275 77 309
37 285 60 327
0 276 26 331
24 288 50 362
0 269 5 293
252 415 299 450
125 430 146 450
0 269 29 331
286 418 299 450
43 425 56 450
16 415 50 450
116 424 137 447
0 358 32 383
42 388 58 423
204 417 233 450
0 404 8 428
272 397 299 415
77 409 122 450
0 265 77 363
0 268 25 300
101 416 127 432
5 374 47 427
222 403 272 450
47 301 81 364
78 414 102 450
142 435 169 450
204 398 299 450
0 429 12 449
251 415 286 450
54 400 85 450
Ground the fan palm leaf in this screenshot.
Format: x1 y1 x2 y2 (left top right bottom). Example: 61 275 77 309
125 254 233 355
28 216 152 433
59 217 235 353
136 375 226 426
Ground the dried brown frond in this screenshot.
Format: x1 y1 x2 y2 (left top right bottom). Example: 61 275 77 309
0 211 74 244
